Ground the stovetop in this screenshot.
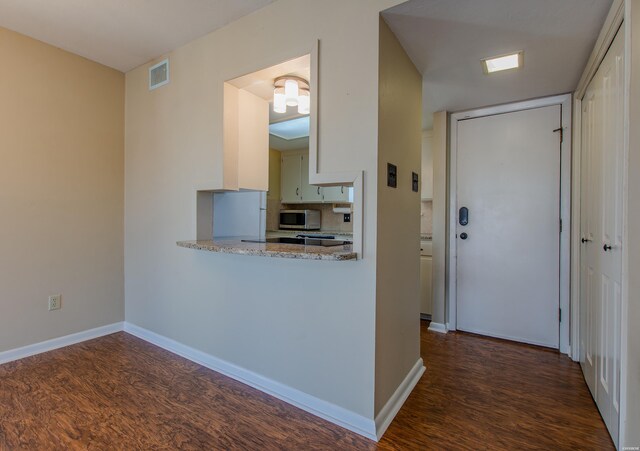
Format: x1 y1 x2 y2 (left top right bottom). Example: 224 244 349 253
242 236 352 247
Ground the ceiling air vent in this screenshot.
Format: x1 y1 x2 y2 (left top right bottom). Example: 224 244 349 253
149 59 169 90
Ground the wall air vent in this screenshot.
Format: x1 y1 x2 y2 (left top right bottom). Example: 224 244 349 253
149 59 169 90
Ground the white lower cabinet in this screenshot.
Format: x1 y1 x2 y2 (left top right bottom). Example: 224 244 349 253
420 255 433 316
420 239 433 317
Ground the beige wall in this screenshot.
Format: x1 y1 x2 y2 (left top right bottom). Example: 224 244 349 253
624 1 640 445
125 0 404 424
0 27 124 351
375 18 422 415
268 149 281 202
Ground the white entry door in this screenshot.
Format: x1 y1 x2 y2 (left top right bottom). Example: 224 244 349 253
580 24 624 446
456 105 561 348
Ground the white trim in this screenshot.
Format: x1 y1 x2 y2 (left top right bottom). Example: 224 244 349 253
374 358 425 440
575 0 624 99
559 97 573 355
123 322 379 441
427 322 447 334
570 97 582 362
448 94 573 354
619 3 630 445
0 322 124 365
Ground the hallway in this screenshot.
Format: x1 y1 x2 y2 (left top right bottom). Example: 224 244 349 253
381 321 615 449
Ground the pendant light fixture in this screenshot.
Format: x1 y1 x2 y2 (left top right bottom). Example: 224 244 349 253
273 76 310 114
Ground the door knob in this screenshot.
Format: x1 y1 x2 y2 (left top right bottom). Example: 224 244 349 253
460 232 468 240
603 244 612 251
582 238 592 243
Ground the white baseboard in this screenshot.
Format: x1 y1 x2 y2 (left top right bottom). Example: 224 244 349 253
123 322 378 441
0 322 124 365
374 358 425 440
1 320 425 442
428 322 447 334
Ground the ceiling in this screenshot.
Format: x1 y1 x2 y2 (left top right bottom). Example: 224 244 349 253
383 0 613 129
226 54 310 125
0 0 275 72
227 54 310 151
228 55 310 101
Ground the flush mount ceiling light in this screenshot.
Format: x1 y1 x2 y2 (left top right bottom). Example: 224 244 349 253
273 76 310 114
481 51 523 74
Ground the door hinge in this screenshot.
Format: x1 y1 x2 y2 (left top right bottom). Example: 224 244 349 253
553 127 564 143
560 219 563 233
559 308 562 322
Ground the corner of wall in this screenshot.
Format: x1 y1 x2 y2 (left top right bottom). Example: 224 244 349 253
374 16 423 420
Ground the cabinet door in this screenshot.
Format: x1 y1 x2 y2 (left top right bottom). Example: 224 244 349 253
300 154 323 202
281 154 302 203
420 256 433 315
322 185 351 203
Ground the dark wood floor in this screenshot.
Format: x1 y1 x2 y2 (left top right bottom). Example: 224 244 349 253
0 322 613 450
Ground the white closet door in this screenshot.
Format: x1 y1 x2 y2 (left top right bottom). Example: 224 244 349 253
579 24 624 447
580 91 597 394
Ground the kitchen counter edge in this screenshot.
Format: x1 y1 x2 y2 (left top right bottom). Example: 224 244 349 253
176 239 357 261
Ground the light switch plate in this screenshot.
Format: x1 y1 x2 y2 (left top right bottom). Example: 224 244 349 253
387 163 397 188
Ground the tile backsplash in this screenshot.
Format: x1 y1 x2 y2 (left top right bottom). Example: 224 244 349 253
421 200 433 235
266 198 281 231
267 202 353 233
267 200 430 235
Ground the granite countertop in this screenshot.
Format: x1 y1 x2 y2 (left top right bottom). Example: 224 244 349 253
177 239 356 261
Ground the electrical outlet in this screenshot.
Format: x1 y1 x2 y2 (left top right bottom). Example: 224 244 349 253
344 213 351 223
48 294 61 311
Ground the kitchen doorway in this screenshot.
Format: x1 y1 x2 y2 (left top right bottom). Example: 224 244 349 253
448 95 572 350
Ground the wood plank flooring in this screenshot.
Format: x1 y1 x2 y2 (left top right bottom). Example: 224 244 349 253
0 322 614 450
379 322 614 450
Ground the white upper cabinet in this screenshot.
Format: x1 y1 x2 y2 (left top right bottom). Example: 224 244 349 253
223 83 269 191
280 153 302 203
322 185 351 203
280 150 351 204
421 130 433 200
300 154 323 202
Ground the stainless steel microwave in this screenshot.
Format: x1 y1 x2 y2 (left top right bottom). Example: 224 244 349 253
279 209 321 230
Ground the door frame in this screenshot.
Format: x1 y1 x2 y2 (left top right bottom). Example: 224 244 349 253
447 94 573 354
